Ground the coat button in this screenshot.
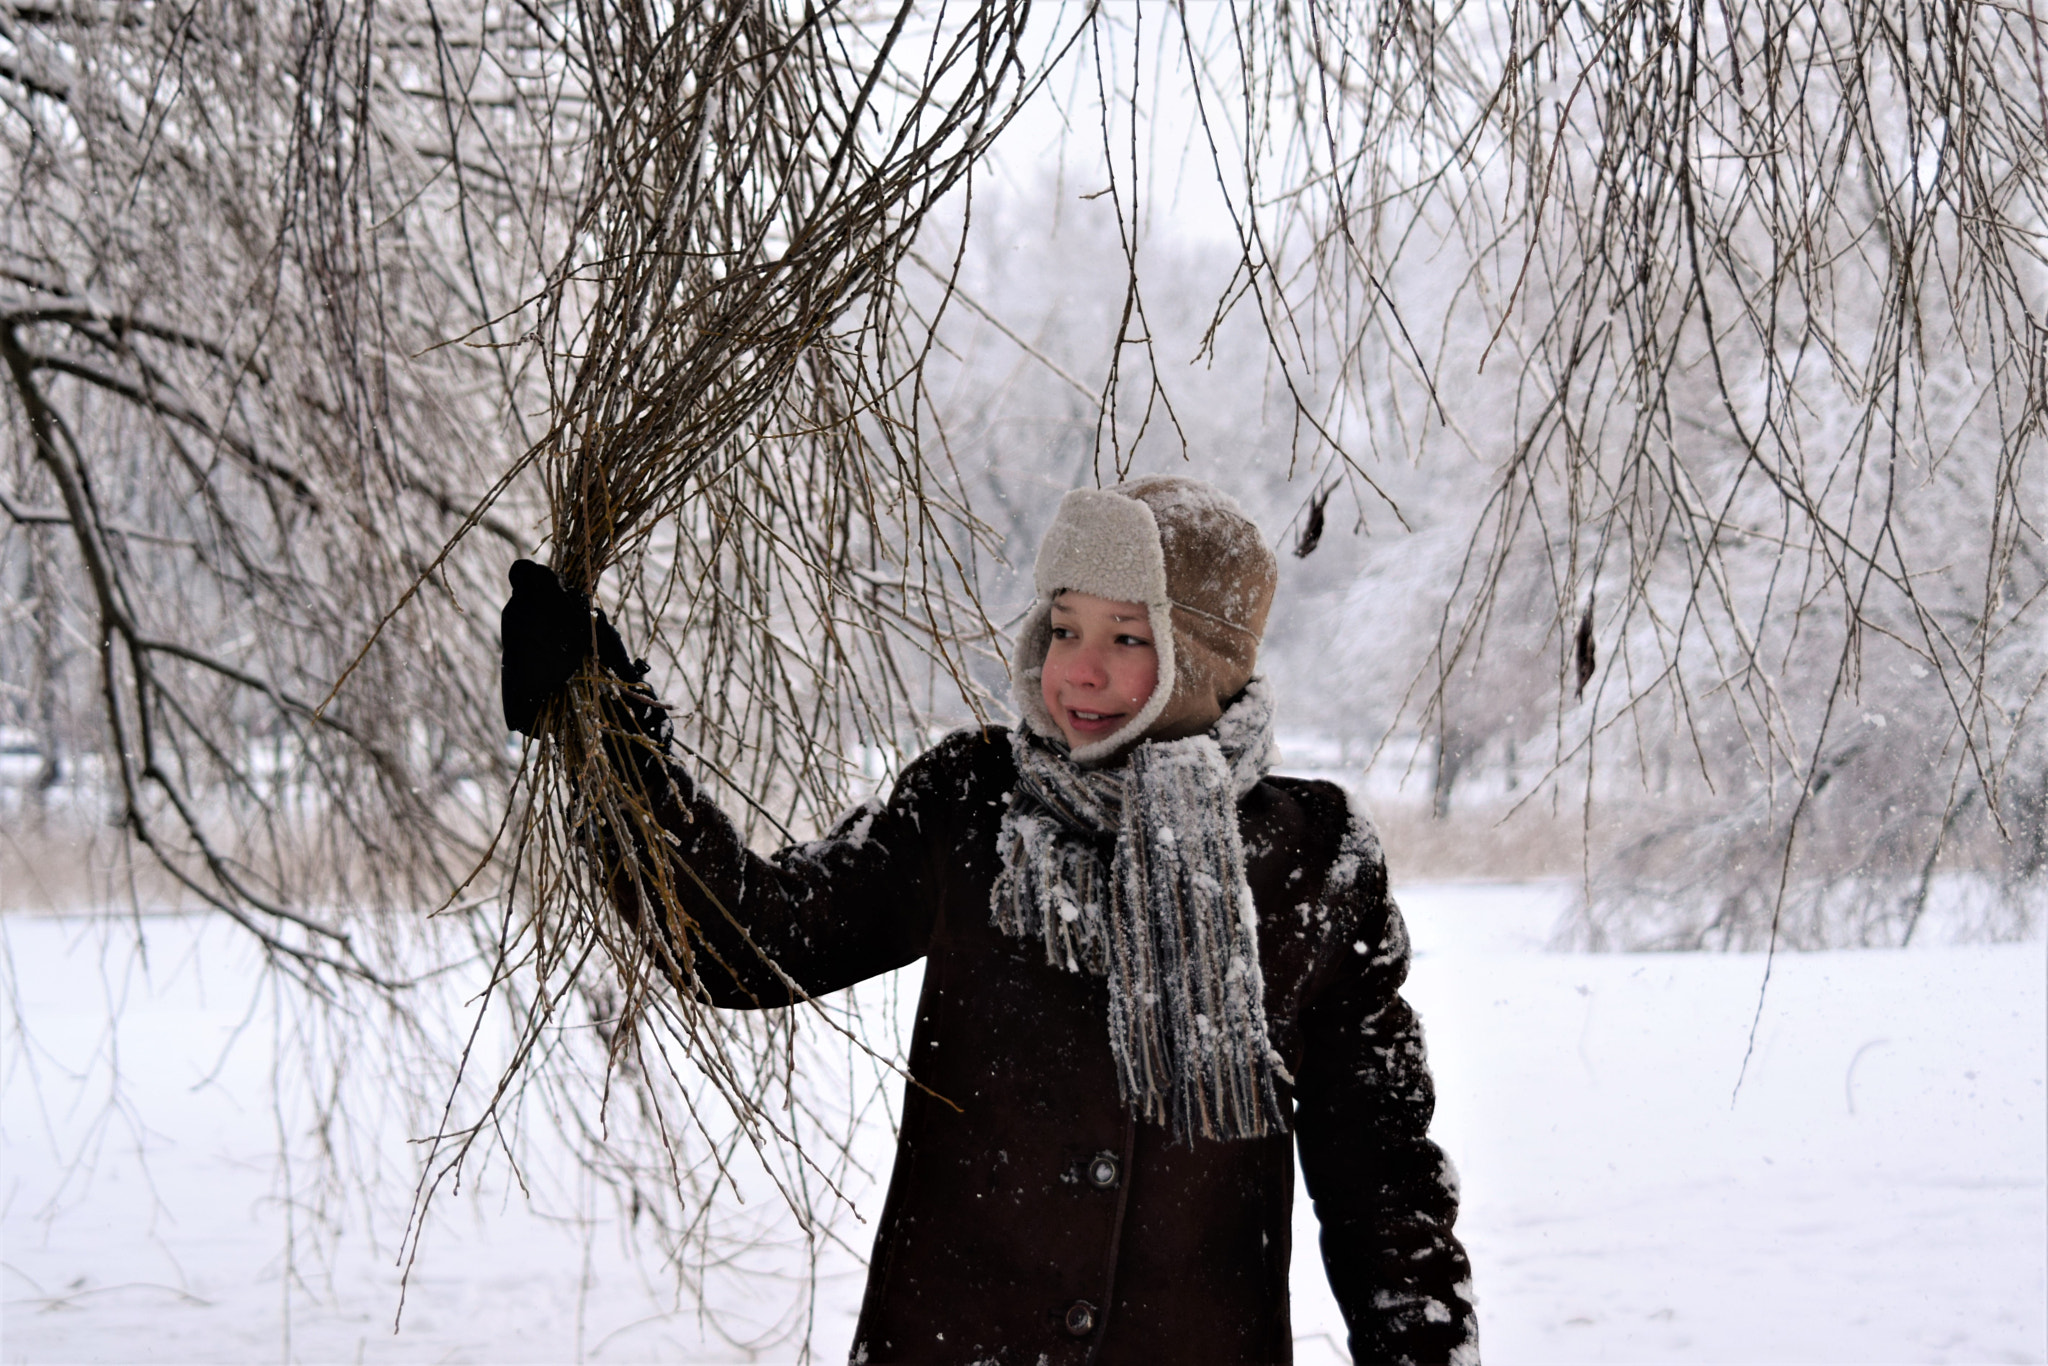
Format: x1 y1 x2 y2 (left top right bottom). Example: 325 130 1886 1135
1063 1300 1097 1337
1086 1153 1119 1189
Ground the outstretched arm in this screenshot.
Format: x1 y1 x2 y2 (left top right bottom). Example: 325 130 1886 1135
500 558 949 1008
1293 811 1480 1365
609 743 953 1008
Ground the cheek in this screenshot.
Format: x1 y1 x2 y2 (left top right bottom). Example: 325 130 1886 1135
1039 651 1063 714
1115 652 1159 707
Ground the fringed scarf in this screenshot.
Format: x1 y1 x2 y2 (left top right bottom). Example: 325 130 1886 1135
990 679 1291 1142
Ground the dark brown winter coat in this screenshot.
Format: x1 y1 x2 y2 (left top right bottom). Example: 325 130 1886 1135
623 727 1477 1365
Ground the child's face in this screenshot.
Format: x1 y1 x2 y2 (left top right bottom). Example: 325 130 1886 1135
1040 592 1160 750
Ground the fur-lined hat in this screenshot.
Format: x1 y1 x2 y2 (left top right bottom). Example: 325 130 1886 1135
1013 476 1278 762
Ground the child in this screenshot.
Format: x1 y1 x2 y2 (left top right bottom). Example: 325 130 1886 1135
503 476 1478 1365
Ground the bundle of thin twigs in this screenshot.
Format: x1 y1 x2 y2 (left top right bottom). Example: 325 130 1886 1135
409 0 1072 1301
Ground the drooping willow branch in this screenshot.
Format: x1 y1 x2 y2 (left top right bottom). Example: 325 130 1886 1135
1136 0 2046 947
404 0 1082 1317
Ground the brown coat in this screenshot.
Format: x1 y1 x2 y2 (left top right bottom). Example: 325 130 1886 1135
632 727 1477 1365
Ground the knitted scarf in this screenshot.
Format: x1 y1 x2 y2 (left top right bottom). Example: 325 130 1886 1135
990 679 1291 1142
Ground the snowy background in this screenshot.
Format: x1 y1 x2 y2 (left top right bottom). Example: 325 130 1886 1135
6 881 2042 1365
4 5 2044 1363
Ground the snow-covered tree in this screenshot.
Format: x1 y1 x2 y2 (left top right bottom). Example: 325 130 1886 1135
4 0 2043 1346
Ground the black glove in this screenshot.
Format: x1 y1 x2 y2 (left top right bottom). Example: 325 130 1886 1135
500 559 648 735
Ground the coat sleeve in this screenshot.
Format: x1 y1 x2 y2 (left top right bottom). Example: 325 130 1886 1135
609 728 998 1010
1291 802 1480 1366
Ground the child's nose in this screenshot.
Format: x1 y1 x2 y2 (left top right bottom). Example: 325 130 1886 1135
1069 647 1109 686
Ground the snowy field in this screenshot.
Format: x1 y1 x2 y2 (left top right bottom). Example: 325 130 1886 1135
3 883 2042 1365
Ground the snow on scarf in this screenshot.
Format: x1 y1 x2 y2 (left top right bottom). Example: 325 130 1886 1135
991 678 1291 1142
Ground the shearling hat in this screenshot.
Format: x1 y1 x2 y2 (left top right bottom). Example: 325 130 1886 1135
1014 475 1278 763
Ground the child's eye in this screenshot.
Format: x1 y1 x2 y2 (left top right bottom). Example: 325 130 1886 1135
1117 634 1153 648
1049 625 1074 639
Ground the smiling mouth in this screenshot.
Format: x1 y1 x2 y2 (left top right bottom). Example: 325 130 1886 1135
1064 707 1126 732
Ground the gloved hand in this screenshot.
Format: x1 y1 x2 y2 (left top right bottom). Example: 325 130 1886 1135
500 559 648 735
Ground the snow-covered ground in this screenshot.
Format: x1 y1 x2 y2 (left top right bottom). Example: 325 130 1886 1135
3 884 2042 1364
